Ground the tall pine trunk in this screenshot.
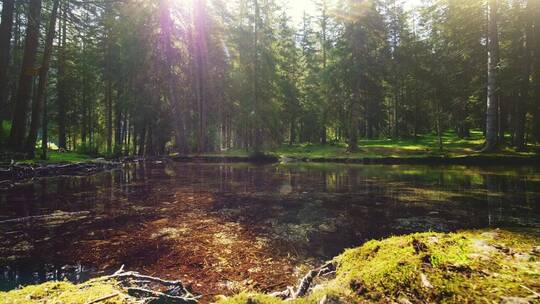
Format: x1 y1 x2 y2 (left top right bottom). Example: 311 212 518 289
514 5 531 151
0 0 15 125
9 0 41 152
57 1 67 150
159 0 188 154
104 1 114 155
25 0 60 157
253 0 262 153
193 0 209 153
532 0 540 142
483 0 500 152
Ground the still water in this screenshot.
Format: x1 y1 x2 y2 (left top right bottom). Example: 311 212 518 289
1 161 539 295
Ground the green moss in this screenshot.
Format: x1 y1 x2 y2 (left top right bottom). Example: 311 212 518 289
0 280 129 304
219 229 540 304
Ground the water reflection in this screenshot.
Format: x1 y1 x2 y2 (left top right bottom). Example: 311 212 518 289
0 162 539 292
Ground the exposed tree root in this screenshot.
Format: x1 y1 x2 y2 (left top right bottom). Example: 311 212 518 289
270 261 336 299
93 265 200 304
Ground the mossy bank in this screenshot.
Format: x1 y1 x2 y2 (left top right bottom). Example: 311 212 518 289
2 229 539 304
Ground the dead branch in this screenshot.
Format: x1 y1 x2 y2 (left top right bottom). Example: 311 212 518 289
127 287 198 304
85 292 120 304
271 261 336 300
93 266 199 304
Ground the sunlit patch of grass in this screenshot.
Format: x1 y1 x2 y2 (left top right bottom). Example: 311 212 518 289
203 130 538 160
18 151 92 164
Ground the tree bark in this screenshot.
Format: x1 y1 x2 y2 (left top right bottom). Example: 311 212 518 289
25 0 60 157
483 0 500 152
9 0 42 152
0 0 15 123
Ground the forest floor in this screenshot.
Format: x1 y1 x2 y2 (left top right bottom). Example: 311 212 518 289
206 130 539 160
2 229 538 304
4 130 539 165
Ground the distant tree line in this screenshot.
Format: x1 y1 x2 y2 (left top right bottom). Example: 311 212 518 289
0 0 539 157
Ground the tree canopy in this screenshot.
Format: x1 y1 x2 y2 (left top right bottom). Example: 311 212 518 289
0 0 539 157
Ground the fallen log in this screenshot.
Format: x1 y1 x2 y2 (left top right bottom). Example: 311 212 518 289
0 211 91 225
0 160 121 181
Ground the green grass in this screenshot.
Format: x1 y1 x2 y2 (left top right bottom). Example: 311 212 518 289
201 130 539 159
18 151 93 164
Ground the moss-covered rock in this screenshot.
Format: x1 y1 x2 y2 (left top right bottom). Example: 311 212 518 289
219 229 540 304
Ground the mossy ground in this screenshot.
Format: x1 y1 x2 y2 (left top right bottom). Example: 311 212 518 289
2 230 538 304
219 229 540 304
0 280 128 304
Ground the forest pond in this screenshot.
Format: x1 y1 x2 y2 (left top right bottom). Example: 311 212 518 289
1 161 539 297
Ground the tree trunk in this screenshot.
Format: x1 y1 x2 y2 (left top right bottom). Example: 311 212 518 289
193 0 209 153
0 0 15 124
347 115 358 152
483 0 500 152
57 1 67 150
253 0 262 153
104 1 114 155
514 10 531 151
114 87 122 155
41 94 48 160
9 0 42 152
159 0 188 154
25 0 60 157
289 117 295 146
532 0 540 142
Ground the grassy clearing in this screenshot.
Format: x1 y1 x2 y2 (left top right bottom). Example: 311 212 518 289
2 230 538 304
202 130 539 159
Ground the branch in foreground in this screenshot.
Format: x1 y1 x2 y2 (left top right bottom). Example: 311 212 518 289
91 266 200 304
270 261 336 299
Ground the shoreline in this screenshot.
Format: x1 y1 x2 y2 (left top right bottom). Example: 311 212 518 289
2 229 538 304
173 154 540 166
0 154 538 183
